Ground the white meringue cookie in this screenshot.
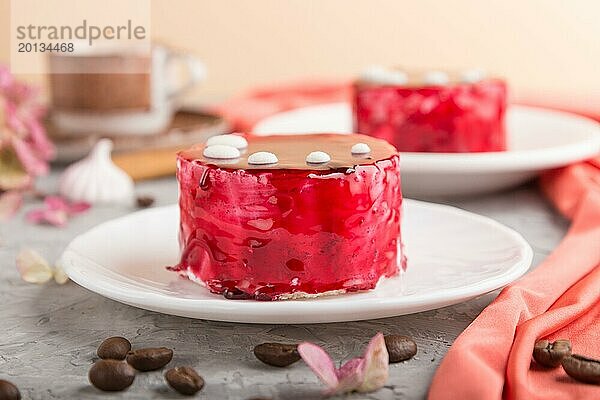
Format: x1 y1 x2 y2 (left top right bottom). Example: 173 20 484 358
248 151 278 165
461 69 486 83
351 143 371 154
206 134 248 149
203 145 241 159
58 139 134 205
306 151 331 164
424 71 449 86
361 65 408 85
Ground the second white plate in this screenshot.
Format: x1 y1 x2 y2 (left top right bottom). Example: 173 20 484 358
58 200 532 324
253 103 600 197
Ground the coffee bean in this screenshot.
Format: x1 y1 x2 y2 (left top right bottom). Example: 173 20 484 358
0 380 21 400
126 347 173 371
384 335 417 363
97 336 132 360
136 196 155 208
165 366 204 395
562 354 600 384
533 339 572 368
88 359 136 391
253 343 300 367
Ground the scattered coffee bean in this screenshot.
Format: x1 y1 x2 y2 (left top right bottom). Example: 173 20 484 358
165 366 205 395
223 288 252 300
88 359 136 391
384 335 417 363
97 336 132 360
533 339 572 368
562 354 600 384
126 347 173 371
253 343 300 367
0 380 21 400
136 196 155 208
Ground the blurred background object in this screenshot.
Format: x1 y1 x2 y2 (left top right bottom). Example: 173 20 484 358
1 0 599 115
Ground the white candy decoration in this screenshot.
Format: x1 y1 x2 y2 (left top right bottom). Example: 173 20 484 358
58 139 134 205
306 151 331 164
361 65 408 85
203 144 241 159
424 71 449 86
248 151 278 165
351 143 371 154
206 134 248 149
461 69 486 83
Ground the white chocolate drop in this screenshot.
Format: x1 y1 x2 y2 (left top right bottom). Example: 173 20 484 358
206 134 248 149
424 71 449 86
461 69 486 83
306 151 331 164
203 144 240 159
248 151 278 165
361 65 408 85
351 143 371 154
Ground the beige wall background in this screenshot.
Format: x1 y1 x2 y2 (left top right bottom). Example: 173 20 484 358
1 0 599 105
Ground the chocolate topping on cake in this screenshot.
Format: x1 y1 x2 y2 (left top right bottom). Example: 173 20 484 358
179 133 398 171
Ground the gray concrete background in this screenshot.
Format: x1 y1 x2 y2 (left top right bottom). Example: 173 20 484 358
0 173 568 399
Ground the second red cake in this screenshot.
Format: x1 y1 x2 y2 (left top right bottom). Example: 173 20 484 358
353 68 507 153
171 133 405 300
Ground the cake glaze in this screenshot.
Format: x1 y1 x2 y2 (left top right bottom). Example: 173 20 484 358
354 68 507 153
170 133 405 300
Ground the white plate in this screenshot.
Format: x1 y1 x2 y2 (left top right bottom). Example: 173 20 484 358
58 201 532 324
253 103 600 197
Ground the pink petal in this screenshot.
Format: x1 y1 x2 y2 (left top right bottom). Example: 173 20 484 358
334 358 366 394
66 201 91 215
356 333 389 393
42 210 68 227
297 342 339 390
10 136 48 176
44 195 69 211
25 209 45 223
25 118 55 160
0 191 23 221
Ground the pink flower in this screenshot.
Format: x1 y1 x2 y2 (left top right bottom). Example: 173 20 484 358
297 332 389 395
26 196 90 227
0 64 54 186
0 191 23 221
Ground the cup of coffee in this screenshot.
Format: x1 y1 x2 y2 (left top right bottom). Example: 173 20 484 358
49 44 205 136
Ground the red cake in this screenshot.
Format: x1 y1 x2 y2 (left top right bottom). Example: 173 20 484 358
170 133 405 300
353 67 507 153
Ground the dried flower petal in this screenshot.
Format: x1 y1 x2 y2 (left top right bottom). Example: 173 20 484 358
0 191 22 221
53 265 69 284
16 248 53 283
298 333 389 395
297 342 339 390
0 146 32 191
25 195 90 227
356 333 389 393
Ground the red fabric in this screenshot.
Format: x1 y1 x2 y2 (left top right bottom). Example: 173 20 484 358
215 82 600 399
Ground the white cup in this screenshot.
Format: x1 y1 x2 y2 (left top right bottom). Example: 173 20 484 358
50 44 206 136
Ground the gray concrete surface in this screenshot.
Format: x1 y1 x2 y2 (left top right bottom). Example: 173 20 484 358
0 173 568 399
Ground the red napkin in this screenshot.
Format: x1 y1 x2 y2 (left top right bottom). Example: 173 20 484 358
214 81 600 398
212 80 351 132
428 157 600 400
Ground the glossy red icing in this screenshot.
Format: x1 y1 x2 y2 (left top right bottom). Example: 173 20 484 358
353 79 507 153
170 134 404 300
